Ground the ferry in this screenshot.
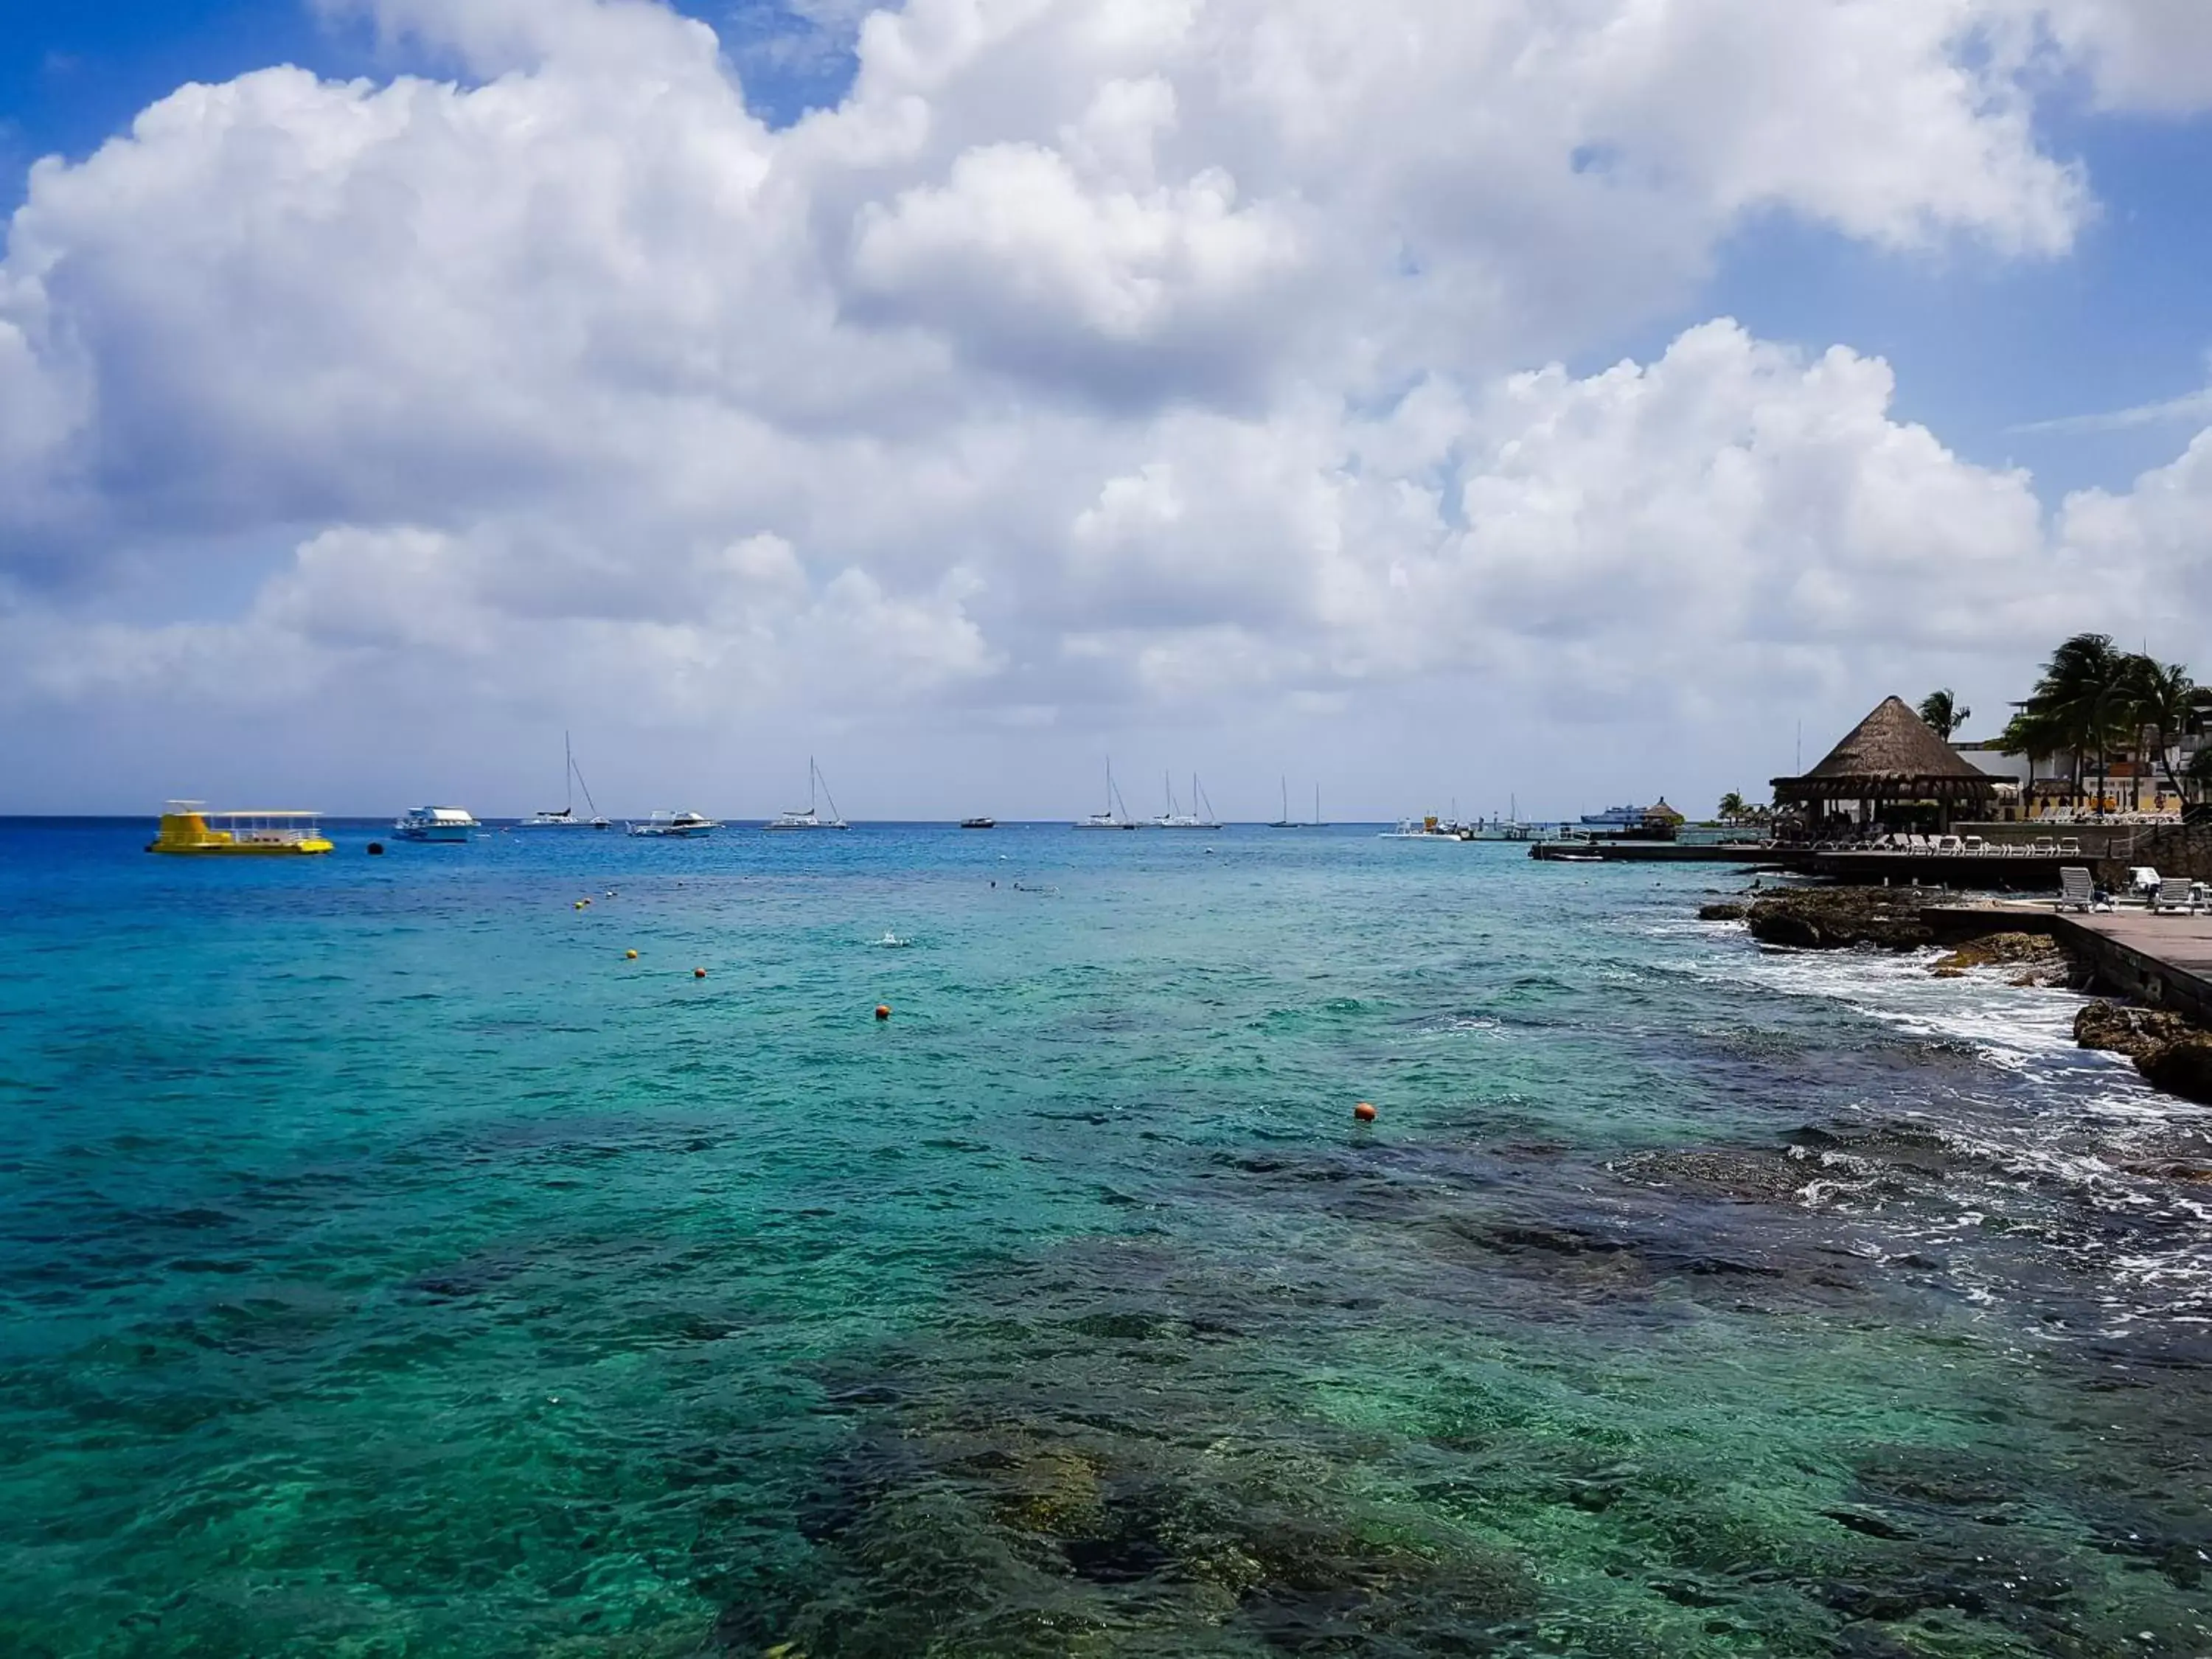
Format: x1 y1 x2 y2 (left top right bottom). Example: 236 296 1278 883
1578 804 1646 829
147 802 333 856
393 807 479 843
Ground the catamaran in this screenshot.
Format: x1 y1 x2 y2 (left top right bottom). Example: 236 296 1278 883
766 758 849 830
521 732 611 829
393 806 479 843
1154 772 1222 829
1075 759 1138 829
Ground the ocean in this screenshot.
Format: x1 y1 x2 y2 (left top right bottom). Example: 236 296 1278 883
1 819 2206 1657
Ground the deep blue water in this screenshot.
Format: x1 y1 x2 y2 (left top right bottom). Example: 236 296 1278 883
0 819 2207 1656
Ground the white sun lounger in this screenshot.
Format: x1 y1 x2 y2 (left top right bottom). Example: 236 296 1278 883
2150 876 2199 914
2056 866 2093 913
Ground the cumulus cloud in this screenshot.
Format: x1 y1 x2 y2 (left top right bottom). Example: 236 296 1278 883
2028 0 2212 113
0 0 2199 809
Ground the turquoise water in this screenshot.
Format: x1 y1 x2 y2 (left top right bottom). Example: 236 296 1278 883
1 821 2208 1657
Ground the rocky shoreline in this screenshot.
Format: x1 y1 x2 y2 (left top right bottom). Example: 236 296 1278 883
1703 884 2212 1105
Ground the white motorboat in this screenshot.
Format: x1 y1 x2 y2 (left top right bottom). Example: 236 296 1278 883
1075 758 1139 829
766 759 849 830
628 810 718 838
1379 815 1458 839
393 806 479 842
520 732 612 829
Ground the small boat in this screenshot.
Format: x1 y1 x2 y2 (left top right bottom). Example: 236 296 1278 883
1379 815 1456 840
1076 759 1139 829
521 732 612 830
147 801 333 857
766 758 850 830
628 810 719 838
960 817 997 830
393 806 479 843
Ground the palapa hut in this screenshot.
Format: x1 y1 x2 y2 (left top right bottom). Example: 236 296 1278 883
1770 695 2000 833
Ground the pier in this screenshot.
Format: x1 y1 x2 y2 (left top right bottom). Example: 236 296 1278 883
1528 840 2073 889
1924 902 2212 1026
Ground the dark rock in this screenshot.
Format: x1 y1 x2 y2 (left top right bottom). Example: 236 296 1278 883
2138 1036 2212 1105
1697 901 1748 922
1745 887 1933 951
2075 999 2199 1061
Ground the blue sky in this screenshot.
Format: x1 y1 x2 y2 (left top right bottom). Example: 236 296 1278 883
3 1 2211 815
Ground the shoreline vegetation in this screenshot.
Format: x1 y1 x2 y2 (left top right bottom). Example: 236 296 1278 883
1699 884 2212 1108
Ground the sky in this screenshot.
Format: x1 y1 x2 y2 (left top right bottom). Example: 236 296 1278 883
2 0 2211 821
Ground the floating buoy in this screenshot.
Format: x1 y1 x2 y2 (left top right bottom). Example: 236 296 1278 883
574 900 586 910
625 949 639 960
874 1004 891 1020
366 842 385 856
1353 1101 1377 1123
694 967 707 978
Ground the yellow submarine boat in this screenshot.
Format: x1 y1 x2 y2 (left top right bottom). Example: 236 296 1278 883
146 801 334 857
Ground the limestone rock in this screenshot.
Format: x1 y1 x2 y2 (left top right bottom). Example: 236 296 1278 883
1697 901 1748 922
1745 887 1932 951
2075 1000 2198 1061
1930 931 2078 987
2138 1037 2212 1105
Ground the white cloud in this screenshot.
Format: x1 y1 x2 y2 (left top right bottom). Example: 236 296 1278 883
0 0 2199 811
2026 0 2212 113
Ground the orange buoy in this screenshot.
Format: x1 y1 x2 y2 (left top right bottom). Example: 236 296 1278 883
874 1004 891 1020
1353 1101 1377 1123
625 950 639 960
694 967 707 978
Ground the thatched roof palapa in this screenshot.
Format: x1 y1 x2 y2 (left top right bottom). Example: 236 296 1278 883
1771 696 2000 804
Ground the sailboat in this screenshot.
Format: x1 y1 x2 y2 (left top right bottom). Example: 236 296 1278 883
765 758 849 830
1075 758 1138 829
1155 772 1221 829
519 732 612 829
1269 780 1326 829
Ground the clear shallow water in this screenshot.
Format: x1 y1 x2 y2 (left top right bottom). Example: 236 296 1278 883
1 820 2207 1658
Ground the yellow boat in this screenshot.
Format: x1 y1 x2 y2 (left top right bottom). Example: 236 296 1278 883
146 801 334 857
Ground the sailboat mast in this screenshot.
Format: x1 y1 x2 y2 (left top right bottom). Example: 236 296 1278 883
565 729 573 813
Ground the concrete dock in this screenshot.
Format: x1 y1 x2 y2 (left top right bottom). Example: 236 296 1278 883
1926 902 2212 1024
1531 840 2070 890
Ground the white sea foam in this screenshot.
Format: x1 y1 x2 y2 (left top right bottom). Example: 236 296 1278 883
1649 919 2212 1332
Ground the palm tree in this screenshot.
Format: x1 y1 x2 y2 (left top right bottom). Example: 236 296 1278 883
1917 689 1970 740
2018 633 2128 812
2124 656 2205 807
1716 791 1748 824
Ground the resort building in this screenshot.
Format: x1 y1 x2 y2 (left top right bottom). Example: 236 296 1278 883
1770 696 2001 837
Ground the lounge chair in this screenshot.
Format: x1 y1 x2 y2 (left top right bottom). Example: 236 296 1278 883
2056 866 2093 913
1907 835 1932 855
2151 877 2198 914
1961 835 1986 854
2057 838 2080 857
1935 835 1964 855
